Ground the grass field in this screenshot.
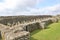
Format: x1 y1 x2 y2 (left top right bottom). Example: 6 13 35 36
31 21 60 40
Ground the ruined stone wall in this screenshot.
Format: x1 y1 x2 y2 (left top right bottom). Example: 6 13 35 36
12 31 30 40
22 18 58 32
23 22 40 32
0 15 59 40
0 24 30 40
40 19 53 29
0 15 52 26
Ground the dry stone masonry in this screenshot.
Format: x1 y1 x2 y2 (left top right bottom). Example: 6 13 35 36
0 15 59 40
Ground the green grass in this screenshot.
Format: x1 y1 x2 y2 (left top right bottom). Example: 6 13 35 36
31 22 60 40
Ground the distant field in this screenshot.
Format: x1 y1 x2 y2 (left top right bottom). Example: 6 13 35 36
31 21 60 40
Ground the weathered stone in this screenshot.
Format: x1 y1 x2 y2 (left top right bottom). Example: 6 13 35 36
0 15 59 40
23 22 40 32
50 18 58 23
7 31 30 40
40 19 53 29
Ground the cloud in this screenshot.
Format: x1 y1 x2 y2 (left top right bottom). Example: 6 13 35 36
0 0 40 10
0 0 60 16
41 4 60 15
0 0 42 16
16 4 60 15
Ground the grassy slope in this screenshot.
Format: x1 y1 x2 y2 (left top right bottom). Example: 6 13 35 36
31 21 60 40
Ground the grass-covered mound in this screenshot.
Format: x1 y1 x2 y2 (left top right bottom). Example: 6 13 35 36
31 21 60 40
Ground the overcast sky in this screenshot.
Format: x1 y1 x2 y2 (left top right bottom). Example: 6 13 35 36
0 0 60 16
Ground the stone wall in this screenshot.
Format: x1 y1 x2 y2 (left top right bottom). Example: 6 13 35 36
6 31 30 40
22 18 58 32
0 25 30 40
40 19 53 29
0 15 52 26
23 22 40 32
0 15 59 40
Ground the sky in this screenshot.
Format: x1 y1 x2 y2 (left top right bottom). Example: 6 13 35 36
0 0 60 16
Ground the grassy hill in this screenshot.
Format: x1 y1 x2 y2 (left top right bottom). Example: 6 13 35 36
31 21 60 40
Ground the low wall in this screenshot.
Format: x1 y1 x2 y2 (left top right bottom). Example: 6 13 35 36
23 18 58 32
0 15 52 26
23 22 40 32
0 26 30 40
6 31 30 40
0 16 59 40
40 19 53 29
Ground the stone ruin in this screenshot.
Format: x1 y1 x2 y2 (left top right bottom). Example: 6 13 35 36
0 15 59 40
0 24 30 40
